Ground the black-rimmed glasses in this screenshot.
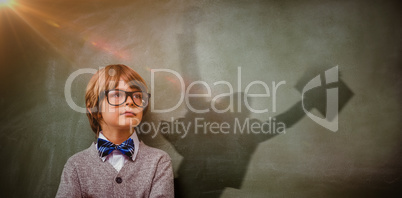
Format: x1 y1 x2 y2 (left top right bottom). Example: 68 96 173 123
104 89 150 107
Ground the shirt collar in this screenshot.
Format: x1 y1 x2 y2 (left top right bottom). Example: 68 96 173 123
97 131 140 162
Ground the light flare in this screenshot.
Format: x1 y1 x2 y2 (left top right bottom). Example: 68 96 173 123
90 39 130 60
0 0 15 8
1 0 132 62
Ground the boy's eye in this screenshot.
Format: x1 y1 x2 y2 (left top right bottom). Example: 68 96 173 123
109 91 124 98
133 93 143 99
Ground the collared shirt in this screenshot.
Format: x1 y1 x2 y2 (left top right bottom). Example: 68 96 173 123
57 139 174 197
96 131 140 172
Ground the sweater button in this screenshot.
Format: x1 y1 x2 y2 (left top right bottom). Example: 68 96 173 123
115 177 122 184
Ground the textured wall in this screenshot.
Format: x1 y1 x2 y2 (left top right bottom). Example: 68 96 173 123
0 0 401 197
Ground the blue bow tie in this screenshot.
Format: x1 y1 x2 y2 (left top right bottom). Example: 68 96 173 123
97 138 135 160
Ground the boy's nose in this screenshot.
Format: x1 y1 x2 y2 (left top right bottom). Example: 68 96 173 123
125 96 135 106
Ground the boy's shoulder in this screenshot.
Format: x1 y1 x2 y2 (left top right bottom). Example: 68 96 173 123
64 143 97 167
137 141 171 162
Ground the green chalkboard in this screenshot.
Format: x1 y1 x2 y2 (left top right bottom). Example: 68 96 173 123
0 0 401 197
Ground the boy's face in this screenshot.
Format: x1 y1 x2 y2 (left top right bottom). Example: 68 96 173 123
99 78 144 132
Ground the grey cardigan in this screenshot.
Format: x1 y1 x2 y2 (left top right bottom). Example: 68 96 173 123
56 142 174 198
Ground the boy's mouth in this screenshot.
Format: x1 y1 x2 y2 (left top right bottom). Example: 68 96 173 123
121 111 136 116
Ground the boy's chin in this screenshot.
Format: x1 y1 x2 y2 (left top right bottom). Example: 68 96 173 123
118 117 141 127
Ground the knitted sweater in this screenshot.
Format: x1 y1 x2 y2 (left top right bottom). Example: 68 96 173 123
56 141 174 198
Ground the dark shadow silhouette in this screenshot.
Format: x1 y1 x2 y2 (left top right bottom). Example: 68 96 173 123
138 6 354 198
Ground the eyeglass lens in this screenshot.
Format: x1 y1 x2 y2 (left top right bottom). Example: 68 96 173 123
107 90 148 107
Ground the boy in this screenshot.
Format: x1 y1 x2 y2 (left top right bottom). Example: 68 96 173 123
56 64 174 197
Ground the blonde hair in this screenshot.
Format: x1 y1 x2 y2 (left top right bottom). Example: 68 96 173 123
85 64 149 135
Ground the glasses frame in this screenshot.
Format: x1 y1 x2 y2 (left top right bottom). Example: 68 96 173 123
104 89 151 108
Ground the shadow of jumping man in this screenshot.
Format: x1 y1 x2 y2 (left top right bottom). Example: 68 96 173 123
140 6 353 198
163 73 352 198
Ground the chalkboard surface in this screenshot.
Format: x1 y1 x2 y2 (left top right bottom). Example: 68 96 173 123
0 0 401 197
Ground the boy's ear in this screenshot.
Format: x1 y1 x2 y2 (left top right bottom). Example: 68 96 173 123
87 107 92 115
87 107 99 115
88 107 103 119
